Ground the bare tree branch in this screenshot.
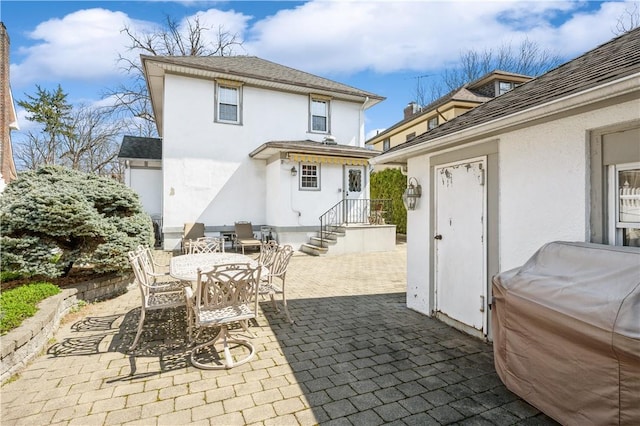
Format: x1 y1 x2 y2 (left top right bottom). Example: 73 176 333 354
417 37 562 105
613 2 640 35
103 14 244 135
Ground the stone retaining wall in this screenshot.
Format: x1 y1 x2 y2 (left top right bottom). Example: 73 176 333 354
1 274 133 383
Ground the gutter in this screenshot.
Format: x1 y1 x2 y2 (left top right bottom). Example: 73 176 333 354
370 72 640 164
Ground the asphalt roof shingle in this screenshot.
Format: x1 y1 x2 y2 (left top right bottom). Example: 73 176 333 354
384 27 640 156
142 55 384 101
118 135 162 160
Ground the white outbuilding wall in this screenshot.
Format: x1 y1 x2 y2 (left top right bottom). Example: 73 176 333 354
124 165 162 218
406 97 640 317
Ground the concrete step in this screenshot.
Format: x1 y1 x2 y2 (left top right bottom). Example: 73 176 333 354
320 230 344 240
310 236 337 248
300 243 329 256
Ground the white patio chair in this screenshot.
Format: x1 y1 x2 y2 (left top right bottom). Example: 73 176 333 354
136 245 185 291
257 240 279 267
182 222 205 253
184 237 225 254
184 262 261 369
127 251 186 350
258 244 294 324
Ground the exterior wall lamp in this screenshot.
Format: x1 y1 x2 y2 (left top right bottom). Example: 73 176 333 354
290 166 298 176
403 177 422 210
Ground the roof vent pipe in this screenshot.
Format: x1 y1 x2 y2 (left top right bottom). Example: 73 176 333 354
323 135 337 145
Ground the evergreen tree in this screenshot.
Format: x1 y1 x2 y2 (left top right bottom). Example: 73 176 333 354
371 168 407 234
17 85 73 165
0 166 153 277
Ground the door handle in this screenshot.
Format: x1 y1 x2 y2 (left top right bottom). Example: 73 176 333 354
434 234 443 240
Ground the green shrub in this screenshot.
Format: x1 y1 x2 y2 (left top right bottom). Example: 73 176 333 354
0 282 61 334
0 165 153 278
371 168 407 234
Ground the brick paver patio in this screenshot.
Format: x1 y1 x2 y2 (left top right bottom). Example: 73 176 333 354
0 242 558 425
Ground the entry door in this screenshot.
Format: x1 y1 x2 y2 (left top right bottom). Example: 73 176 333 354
344 166 366 223
434 157 487 332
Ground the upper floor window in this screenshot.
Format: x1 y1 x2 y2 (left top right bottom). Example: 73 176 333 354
300 163 320 190
382 139 390 152
406 132 416 141
428 116 438 130
310 96 330 133
216 82 241 124
498 81 515 95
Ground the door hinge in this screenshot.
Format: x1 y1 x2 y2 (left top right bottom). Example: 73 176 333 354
479 295 485 312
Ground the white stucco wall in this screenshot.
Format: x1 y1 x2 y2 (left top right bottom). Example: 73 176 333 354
405 98 640 318
405 155 431 314
161 73 367 244
125 167 162 218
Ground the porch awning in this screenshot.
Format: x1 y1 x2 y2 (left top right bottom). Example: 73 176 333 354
288 153 369 166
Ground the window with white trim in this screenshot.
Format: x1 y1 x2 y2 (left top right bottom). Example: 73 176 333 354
300 163 320 190
382 139 390 152
310 97 329 133
609 162 640 247
216 84 241 124
428 116 438 130
498 81 515 95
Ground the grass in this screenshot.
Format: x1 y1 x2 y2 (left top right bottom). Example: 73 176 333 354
0 282 61 335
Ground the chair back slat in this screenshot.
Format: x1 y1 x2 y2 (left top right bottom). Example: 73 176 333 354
196 263 261 313
185 237 224 254
128 251 151 295
258 240 279 268
270 245 294 277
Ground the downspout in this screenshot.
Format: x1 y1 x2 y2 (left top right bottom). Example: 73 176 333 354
359 96 370 146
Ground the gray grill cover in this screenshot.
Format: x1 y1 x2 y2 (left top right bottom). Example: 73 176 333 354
492 241 640 425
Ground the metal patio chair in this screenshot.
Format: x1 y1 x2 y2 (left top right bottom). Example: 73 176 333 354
258 244 294 324
127 250 186 350
184 262 261 369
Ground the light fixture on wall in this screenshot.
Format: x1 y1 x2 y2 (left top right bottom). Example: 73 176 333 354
402 177 422 210
290 166 298 176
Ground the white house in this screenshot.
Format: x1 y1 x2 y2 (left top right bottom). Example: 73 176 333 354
119 56 394 252
370 28 640 339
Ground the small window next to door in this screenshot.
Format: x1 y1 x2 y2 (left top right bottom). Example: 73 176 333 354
612 162 640 246
348 169 362 192
300 163 320 190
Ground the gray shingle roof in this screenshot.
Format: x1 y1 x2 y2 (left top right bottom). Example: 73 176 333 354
249 140 378 160
141 55 384 101
118 135 162 160
384 27 640 155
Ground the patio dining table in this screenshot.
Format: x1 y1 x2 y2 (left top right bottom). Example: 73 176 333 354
170 252 260 282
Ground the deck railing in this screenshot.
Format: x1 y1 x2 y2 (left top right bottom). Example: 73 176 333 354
319 198 393 245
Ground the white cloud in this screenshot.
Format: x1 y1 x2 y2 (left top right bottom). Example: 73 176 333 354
11 9 136 87
243 0 636 75
10 7 251 88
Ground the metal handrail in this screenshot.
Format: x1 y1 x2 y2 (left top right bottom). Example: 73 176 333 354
319 199 392 246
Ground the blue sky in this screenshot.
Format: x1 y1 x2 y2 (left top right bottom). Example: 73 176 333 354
2 0 637 140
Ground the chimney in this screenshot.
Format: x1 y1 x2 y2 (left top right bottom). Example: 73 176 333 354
403 102 420 119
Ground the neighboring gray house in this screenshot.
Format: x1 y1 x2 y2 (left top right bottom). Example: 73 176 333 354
371 27 640 338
